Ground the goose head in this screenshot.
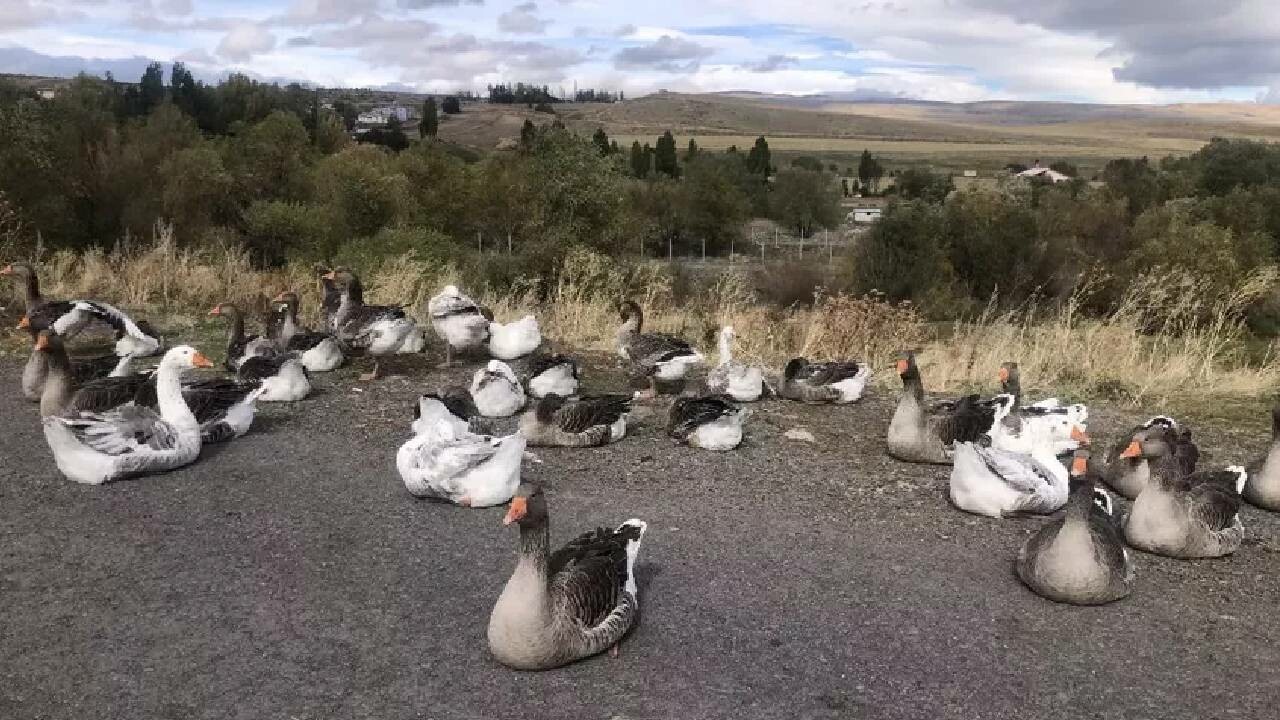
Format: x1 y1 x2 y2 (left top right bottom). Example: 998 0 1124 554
503 482 549 527
894 351 921 382
783 357 807 381
161 345 215 370
0 261 33 278
1119 423 1177 460
33 329 63 357
273 291 300 311
207 302 242 320
997 362 1020 396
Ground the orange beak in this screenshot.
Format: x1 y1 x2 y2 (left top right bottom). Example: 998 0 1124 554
192 352 214 368
273 292 287 302
503 496 528 525
997 367 1009 383
1119 440 1142 459
323 270 336 280
896 359 908 374
1070 456 1087 476
1070 425 1089 444
17 315 30 329
208 306 221 317
0 264 13 275
34 332 49 351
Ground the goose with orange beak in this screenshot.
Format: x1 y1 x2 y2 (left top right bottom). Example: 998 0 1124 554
949 394 1078 519
1121 422 1246 559
888 351 993 464
1015 448 1135 605
41 345 216 485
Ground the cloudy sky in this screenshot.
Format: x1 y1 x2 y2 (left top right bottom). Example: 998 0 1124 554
2 0 1278 103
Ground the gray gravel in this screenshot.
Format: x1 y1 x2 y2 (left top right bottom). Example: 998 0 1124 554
3 355 1280 720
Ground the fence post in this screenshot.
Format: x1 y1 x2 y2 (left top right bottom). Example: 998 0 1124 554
667 237 672 261
799 235 804 259
507 231 512 255
701 237 706 261
477 231 482 253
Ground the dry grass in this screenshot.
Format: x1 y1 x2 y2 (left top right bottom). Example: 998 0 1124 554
6 229 1279 407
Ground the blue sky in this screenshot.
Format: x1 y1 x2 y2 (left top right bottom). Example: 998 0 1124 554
2 1 1276 103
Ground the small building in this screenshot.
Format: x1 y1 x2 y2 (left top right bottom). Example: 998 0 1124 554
36 87 57 100
356 106 410 126
1016 161 1071 184
848 207 883 224
962 169 977 177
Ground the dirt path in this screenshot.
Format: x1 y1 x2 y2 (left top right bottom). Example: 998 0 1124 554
2 359 1279 720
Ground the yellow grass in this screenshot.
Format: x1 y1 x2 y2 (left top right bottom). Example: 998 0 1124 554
6 227 1278 407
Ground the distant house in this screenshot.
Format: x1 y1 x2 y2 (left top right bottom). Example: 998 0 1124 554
36 87 57 100
1016 161 1071 184
848 207 883 224
356 106 410 126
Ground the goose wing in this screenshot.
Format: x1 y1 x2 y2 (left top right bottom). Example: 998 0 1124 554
69 374 151 414
932 395 995 444
26 300 79 334
971 444 1056 493
71 354 128 385
59 405 178 455
548 526 631 627
803 361 862 386
555 394 631 434
76 301 159 346
629 332 693 367
523 353 578 381
667 395 736 439
1184 470 1243 530
179 378 261 420
428 290 483 319
237 353 302 383
284 331 333 352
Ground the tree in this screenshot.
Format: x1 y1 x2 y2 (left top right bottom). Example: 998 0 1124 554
139 62 167 115
630 141 647 178
841 178 850 197
442 96 462 114
858 149 884 193
1102 157 1160 216
677 154 750 253
851 200 953 309
654 131 679 178
791 155 824 172
421 97 439 139
591 127 610 156
896 168 953 203
746 136 771 176
685 138 699 161
770 169 841 238
610 139 619 154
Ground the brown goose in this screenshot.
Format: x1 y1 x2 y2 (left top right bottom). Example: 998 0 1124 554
209 302 276 371
1244 405 1280 511
271 291 344 372
17 317 133 402
1122 423 1246 559
887 352 993 464
33 331 146 418
1102 416 1195 499
1015 449 1135 605
615 300 703 397
519 394 631 447
488 483 647 670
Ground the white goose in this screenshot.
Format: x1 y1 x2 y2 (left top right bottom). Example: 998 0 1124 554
428 285 491 367
488 314 542 361
396 394 526 507
705 326 766 402
521 353 580 399
471 360 527 418
42 345 214 485
667 395 747 451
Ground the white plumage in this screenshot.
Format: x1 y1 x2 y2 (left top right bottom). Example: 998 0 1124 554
471 360 527 418
397 395 526 507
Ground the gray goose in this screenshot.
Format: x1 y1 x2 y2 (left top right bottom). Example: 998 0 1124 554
1016 449 1135 605
33 331 145 418
271 291 344 372
667 394 746 451
520 394 631 447
209 302 276 371
1244 405 1280 511
488 483 647 670
18 317 133 402
615 300 703 397
779 357 871 404
1122 423 1246 559
1102 416 1195 499
887 352 994 464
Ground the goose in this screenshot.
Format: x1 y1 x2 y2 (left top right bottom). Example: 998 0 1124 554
271 291 345 372
520 353 580 399
488 482 647 670
471 360 527 418
667 394 746 451
948 396 1074 518
17 316 134 402
428 284 491 367
1122 423 1246 559
996 362 1088 439
520 394 630 447
705 326 766 402
42 345 214 485
237 353 310 402
316 264 342 332
73 300 162 358
489 314 542 361
1015 449 1135 605
411 386 496 436
1102 416 1195 499
986 394 1088 457
1244 405 1280 511
2 261 92 339
887 351 994 464
209 302 276 371
32 330 145 417
326 269 417 380
778 357 871 404
396 394 526 506
615 300 704 397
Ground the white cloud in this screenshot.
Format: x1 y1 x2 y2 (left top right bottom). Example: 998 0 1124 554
497 2 549 35
216 23 276 62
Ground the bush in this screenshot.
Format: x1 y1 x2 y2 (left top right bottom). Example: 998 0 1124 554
242 200 330 265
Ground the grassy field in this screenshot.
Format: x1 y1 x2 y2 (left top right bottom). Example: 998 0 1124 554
433 91 1280 176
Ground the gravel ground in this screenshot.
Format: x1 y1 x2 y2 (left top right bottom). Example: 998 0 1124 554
2 352 1280 720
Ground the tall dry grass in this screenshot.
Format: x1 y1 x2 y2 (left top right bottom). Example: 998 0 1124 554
6 227 1279 406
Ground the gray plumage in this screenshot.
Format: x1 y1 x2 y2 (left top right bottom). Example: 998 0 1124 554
521 394 630 447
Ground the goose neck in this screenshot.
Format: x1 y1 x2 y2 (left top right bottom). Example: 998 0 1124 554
38 349 72 417
518 517 551 576
718 331 732 366
155 360 197 428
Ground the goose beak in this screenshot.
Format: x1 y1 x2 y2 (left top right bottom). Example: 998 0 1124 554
895 359 908 374
1070 456 1087 476
323 270 336 280
0 264 13 275
17 315 30 329
503 496 528 525
34 332 49 351
192 352 214 368
997 367 1009 383
1070 426 1089 444
1119 440 1142 459
208 306 221 317
272 292 287 302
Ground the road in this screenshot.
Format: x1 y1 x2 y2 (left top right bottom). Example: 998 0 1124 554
2 357 1279 720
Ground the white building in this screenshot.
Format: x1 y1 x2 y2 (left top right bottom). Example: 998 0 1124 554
1016 162 1071 183
848 208 883 224
356 106 410 126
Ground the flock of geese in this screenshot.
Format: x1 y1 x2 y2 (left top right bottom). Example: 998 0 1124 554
7 259 1280 671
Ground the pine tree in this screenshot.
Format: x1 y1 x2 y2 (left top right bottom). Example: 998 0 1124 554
643 143 654 177
630 141 647 178
654 131 678 177
610 139 620 154
421 97 439 138
685 138 699 161
139 62 166 115
746 136 771 177
592 127 610 156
